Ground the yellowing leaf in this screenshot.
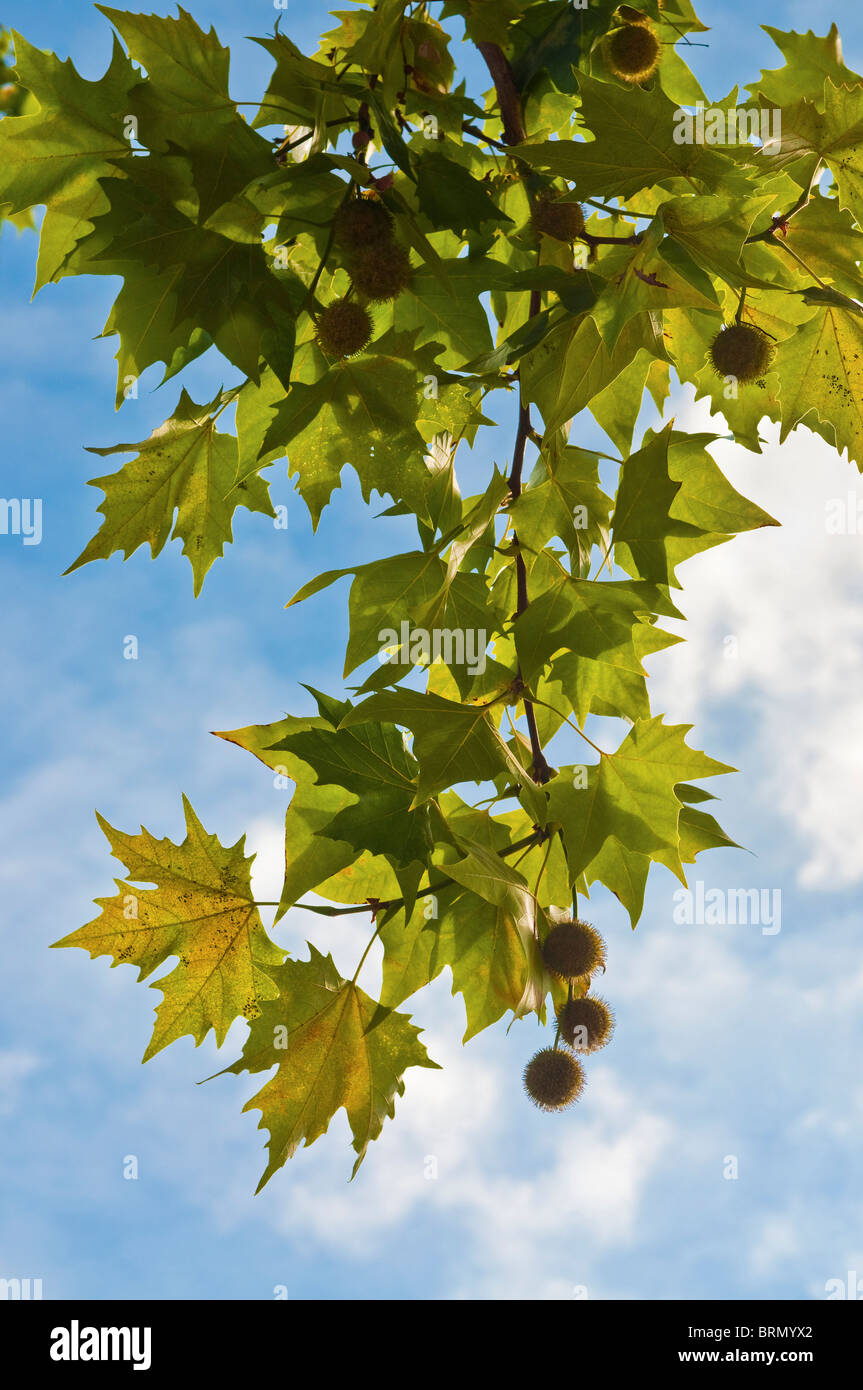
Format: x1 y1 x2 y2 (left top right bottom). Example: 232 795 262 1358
219 944 439 1187
52 797 284 1060
65 390 275 595
778 304 863 466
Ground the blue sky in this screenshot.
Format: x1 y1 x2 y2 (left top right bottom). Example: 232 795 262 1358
2 0 863 1301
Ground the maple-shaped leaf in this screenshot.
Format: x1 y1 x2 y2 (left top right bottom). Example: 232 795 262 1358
746 25 856 110
97 5 276 222
768 81 863 223
522 311 667 439
65 390 275 595
215 716 401 917
590 352 670 457
611 425 705 587
414 150 512 235
0 32 136 289
379 879 540 1041
777 304 863 466
391 259 496 368
262 336 441 525
579 835 650 930
218 945 439 1187
287 538 506 683
589 213 720 351
340 688 547 823
515 575 682 724
517 72 733 200
99 260 212 409
250 32 362 131
678 805 742 863
82 173 302 386
660 430 779 567
547 717 734 887
269 705 434 908
780 193 863 301
510 444 612 575
659 190 779 291
52 797 284 1060
377 800 554 1035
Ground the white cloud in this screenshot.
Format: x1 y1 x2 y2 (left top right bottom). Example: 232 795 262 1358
648 400 863 888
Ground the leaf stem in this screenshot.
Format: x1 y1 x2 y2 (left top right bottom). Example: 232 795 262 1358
253 830 547 920
744 162 822 243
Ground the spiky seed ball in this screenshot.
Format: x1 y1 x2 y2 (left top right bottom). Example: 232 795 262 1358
315 299 373 358
708 323 775 383
606 23 661 82
542 919 606 980
557 996 615 1053
532 197 585 242
332 197 394 250
524 1047 584 1111
347 240 412 302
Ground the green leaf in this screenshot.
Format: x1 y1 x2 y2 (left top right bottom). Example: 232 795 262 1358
97 5 275 222
589 214 720 350
747 25 855 110
214 716 400 916
340 688 547 823
660 190 779 291
82 173 301 385
611 424 704 587
0 32 136 289
581 836 649 929
548 717 734 886
392 259 496 368
511 444 612 575
522 311 666 439
515 575 681 724
769 81 863 222
517 72 733 200
65 390 275 595
52 797 283 1060
678 805 742 862
99 260 212 409
262 339 439 525
415 150 512 234
219 945 438 1187
269 715 434 891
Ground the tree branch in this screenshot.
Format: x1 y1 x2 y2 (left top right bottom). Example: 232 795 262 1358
475 44 551 787
254 829 548 918
476 42 527 146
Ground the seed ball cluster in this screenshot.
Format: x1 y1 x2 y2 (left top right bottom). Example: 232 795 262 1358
708 323 775 383
524 920 613 1114
315 299 373 359
606 22 661 82
542 918 606 979
557 995 614 1053
332 197 394 250
523 1047 584 1111
332 195 412 304
317 194 412 355
346 239 412 302
532 196 585 243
